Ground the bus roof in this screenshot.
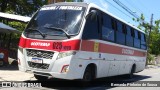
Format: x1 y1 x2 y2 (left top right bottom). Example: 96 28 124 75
44 2 88 8
44 2 145 33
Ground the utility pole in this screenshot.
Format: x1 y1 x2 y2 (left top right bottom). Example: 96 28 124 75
146 14 153 66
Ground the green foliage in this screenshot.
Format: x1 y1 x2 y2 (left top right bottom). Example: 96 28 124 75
147 53 154 64
8 21 26 32
133 14 160 64
149 20 160 55
0 0 48 16
0 0 48 31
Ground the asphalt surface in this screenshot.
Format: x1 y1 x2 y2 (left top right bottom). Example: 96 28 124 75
0 65 160 90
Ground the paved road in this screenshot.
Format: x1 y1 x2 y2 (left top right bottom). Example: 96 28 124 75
0 65 160 90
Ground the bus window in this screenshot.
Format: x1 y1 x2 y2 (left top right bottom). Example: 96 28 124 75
126 26 133 47
116 21 125 45
134 29 140 48
82 9 99 39
122 24 127 34
138 31 141 40
141 33 147 49
117 21 122 32
111 19 117 30
102 14 112 29
131 28 135 37
102 14 115 42
134 30 138 39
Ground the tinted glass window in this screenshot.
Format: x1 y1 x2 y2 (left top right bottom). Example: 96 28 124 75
103 14 112 29
117 21 122 32
141 33 146 41
134 30 138 39
102 27 115 41
141 33 147 49
122 24 126 34
126 26 133 46
127 26 131 36
102 14 115 42
126 35 133 46
111 19 117 30
82 10 99 39
116 31 125 45
25 5 85 40
141 41 147 49
131 28 135 37
134 38 140 48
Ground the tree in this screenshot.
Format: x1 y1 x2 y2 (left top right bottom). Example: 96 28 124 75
149 20 160 55
0 0 47 16
0 0 48 31
134 14 160 64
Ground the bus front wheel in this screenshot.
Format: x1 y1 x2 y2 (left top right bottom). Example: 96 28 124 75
83 67 94 82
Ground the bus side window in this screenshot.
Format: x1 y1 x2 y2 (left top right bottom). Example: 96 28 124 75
102 14 115 42
111 19 117 30
126 26 133 47
134 30 140 48
82 9 99 40
116 21 125 45
141 33 147 49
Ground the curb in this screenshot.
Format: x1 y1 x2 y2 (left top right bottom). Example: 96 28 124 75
145 65 160 69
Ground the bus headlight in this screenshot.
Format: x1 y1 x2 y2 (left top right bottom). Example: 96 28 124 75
57 51 76 60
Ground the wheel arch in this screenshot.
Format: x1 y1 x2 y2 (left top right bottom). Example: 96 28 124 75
131 63 136 73
82 63 97 79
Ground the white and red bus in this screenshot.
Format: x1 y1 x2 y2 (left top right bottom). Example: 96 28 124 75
18 2 147 81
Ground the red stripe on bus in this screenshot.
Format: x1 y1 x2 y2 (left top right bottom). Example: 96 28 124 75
80 40 94 52
19 37 80 52
81 40 146 57
19 37 146 57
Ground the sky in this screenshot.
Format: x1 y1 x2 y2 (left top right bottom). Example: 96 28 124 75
83 0 160 26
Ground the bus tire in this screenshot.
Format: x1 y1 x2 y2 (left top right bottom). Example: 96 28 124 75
34 74 48 81
83 66 94 82
127 64 136 79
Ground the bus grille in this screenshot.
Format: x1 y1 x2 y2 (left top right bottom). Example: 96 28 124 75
26 49 54 59
28 61 49 69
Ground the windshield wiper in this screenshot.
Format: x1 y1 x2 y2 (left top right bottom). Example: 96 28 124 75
44 26 71 39
26 28 46 38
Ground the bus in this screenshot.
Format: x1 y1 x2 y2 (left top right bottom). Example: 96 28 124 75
18 2 147 81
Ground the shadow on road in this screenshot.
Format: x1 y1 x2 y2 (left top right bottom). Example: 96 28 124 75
0 65 18 71
24 74 151 90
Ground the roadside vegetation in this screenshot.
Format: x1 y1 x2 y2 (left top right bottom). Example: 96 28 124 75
134 14 160 65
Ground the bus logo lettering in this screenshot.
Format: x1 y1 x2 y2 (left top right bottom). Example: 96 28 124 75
31 42 50 47
122 49 134 55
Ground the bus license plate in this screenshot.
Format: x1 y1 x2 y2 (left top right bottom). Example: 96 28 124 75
31 58 43 64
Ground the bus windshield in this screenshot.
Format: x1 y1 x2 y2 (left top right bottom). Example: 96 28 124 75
24 5 86 40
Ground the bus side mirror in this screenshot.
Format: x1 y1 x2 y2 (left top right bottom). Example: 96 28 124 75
86 10 98 21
